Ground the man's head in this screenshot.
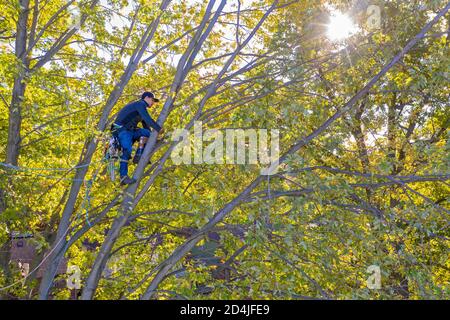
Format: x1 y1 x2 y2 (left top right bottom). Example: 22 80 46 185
141 91 160 107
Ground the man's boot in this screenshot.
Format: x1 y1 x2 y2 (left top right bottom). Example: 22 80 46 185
120 176 136 186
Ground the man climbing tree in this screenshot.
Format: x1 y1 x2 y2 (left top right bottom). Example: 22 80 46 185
112 92 163 185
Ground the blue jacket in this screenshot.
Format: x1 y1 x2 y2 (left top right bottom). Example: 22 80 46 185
114 99 161 132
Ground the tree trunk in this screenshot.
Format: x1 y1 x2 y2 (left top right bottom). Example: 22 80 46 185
6 0 30 166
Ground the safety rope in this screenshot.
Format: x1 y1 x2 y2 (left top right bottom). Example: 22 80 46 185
0 160 104 172
84 177 95 227
0 160 105 183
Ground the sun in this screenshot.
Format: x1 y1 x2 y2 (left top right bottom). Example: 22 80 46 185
327 12 357 41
